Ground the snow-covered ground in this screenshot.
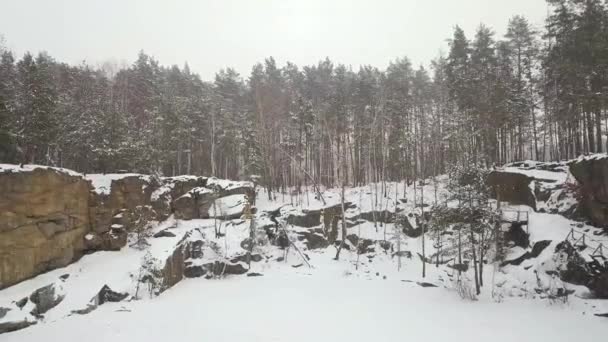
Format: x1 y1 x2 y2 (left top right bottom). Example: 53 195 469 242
4 266 608 342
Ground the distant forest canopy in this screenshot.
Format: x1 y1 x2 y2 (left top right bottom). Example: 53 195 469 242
0 0 607 193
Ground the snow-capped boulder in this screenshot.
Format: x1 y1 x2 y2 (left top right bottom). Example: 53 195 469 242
151 176 207 220
205 177 254 198
172 187 216 220
208 194 249 220
553 241 593 288
203 261 248 276
29 283 65 316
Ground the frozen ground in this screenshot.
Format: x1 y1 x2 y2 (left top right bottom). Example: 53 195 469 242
4 268 608 342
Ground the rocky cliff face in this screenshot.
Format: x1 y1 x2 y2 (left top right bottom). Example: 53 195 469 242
0 166 90 289
0 165 215 290
487 170 537 210
569 155 608 227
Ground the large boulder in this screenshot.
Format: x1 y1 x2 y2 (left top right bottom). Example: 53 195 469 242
487 171 536 210
287 210 321 228
589 271 608 299
358 210 395 224
172 187 216 220
29 283 65 316
504 222 530 248
569 155 608 226
96 285 129 305
208 194 248 220
553 241 593 287
0 166 91 289
205 177 254 199
151 176 207 220
0 319 36 335
296 231 329 250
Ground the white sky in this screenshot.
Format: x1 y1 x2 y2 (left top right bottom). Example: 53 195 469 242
0 0 548 80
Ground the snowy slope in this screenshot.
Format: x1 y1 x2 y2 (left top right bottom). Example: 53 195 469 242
3 269 608 342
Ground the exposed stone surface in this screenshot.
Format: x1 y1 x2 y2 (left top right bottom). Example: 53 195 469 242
0 307 9 319
204 261 248 275
96 285 129 305
296 231 329 250
172 187 216 220
345 234 375 254
0 168 90 289
161 236 189 289
358 210 394 224
569 156 608 227
487 171 537 210
554 240 593 287
29 284 64 316
504 222 530 248
501 240 551 266
151 176 207 220
153 229 176 238
287 210 321 228
0 319 36 334
205 177 254 198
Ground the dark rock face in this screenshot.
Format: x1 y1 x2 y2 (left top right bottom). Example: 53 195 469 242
569 156 608 227
15 297 27 309
449 263 469 273
172 188 216 220
161 236 189 289
203 261 248 276
0 307 9 319
287 210 321 228
231 254 263 264
554 241 593 286
359 210 394 224
553 240 608 298
184 265 206 278
589 272 608 299
345 234 375 254
96 285 128 305
396 215 421 238
102 227 128 251
487 171 537 210
501 240 551 266
153 229 176 238
504 222 530 248
163 176 207 202
29 284 64 316
0 319 36 334
416 282 438 288
297 231 329 250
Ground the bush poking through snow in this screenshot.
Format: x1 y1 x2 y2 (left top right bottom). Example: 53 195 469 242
135 252 164 299
130 205 155 250
454 275 477 301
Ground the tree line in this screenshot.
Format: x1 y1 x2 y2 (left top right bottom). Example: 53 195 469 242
1 0 607 195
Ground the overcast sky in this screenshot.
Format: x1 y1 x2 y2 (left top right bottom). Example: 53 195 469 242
0 0 549 80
